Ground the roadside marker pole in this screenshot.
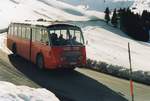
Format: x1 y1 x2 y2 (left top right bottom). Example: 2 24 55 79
128 42 134 101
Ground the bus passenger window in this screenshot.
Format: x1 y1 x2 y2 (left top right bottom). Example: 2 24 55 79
9 26 13 35
18 26 22 38
32 28 36 41
26 28 31 40
36 29 42 42
13 26 17 37
41 30 48 45
22 27 26 39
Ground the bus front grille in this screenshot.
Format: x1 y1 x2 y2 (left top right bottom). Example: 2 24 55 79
62 51 81 63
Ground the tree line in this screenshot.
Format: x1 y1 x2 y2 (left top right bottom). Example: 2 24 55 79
104 7 150 42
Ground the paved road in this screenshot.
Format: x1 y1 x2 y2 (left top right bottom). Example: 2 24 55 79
0 49 150 101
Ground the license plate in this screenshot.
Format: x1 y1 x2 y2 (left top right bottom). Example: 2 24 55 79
70 62 76 65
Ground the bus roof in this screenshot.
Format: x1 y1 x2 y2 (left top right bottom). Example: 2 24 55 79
47 24 81 30
11 21 81 30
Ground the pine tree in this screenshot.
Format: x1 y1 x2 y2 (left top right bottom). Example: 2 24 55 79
104 7 110 24
111 8 118 27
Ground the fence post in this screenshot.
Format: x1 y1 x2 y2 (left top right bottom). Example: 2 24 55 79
128 42 134 101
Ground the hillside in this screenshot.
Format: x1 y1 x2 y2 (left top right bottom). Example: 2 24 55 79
131 0 150 13
58 0 134 11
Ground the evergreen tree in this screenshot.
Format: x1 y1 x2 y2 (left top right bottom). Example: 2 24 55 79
118 8 149 41
111 8 118 27
118 8 125 30
104 7 110 24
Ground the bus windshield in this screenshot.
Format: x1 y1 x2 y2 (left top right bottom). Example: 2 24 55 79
48 28 84 46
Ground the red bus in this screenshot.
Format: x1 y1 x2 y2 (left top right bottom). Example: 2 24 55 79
7 22 86 70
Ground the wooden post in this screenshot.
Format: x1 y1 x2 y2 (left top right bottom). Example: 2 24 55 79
128 42 134 101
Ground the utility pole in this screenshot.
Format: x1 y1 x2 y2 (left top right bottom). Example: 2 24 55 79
128 42 134 101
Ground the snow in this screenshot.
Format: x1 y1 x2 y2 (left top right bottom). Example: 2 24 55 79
82 21 150 72
0 0 150 100
58 0 134 11
0 0 135 29
0 81 59 101
131 0 150 13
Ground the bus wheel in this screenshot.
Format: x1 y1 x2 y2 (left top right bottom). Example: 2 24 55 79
12 44 17 56
36 54 44 69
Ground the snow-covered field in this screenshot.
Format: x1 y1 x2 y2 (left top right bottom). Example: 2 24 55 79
0 81 59 101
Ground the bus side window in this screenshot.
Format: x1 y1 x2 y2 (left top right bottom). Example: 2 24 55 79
26 27 31 40
22 27 26 39
14 26 17 37
32 28 36 42
40 29 44 43
18 26 22 38
12 25 15 36
9 25 13 35
41 29 49 45
36 28 42 42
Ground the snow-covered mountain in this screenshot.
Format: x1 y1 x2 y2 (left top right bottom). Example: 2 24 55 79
0 0 135 29
131 0 150 13
58 0 134 11
0 0 90 28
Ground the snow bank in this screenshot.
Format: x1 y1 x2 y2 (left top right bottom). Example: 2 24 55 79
0 81 59 101
86 59 150 85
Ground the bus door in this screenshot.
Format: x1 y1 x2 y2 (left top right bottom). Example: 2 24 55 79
40 29 56 69
30 28 55 68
